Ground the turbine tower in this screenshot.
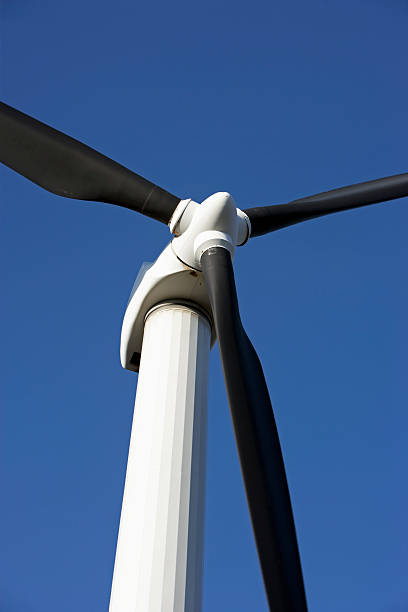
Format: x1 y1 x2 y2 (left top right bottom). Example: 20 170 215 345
1 101 407 612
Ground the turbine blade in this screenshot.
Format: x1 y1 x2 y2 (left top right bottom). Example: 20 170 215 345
244 173 408 237
201 246 307 612
0 102 180 224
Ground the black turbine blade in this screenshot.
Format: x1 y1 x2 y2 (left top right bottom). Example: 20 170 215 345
201 246 307 612
244 172 408 237
0 102 180 224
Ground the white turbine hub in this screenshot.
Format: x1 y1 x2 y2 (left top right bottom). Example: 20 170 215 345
171 192 250 270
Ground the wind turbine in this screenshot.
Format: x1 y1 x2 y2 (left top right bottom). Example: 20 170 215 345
1 101 407 612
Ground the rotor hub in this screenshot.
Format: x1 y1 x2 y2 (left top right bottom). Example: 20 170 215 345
170 192 251 270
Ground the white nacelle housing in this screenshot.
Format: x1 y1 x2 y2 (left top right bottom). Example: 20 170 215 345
121 191 250 372
120 243 214 372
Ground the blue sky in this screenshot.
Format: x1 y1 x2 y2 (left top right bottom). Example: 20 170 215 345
1 1 407 610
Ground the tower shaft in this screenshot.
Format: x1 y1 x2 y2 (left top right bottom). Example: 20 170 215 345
110 303 211 612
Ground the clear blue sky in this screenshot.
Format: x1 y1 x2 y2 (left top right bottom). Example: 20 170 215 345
1 1 407 610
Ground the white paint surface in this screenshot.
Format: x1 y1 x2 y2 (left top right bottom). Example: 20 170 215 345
110 303 211 612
